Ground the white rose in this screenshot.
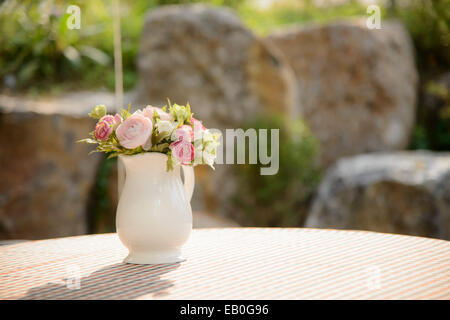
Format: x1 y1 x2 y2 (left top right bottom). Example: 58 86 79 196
157 120 176 136
204 140 219 154
202 130 214 142
193 147 204 165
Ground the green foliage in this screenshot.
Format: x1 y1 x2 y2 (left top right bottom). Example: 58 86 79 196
385 0 450 151
0 0 159 91
155 0 243 7
232 115 321 227
87 156 117 233
0 0 110 90
411 79 450 151
166 151 176 171
0 0 245 92
239 0 369 35
170 101 193 123
386 0 450 72
88 104 107 119
120 104 132 120
2 0 448 96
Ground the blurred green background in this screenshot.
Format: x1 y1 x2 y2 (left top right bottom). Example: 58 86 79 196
1 0 448 150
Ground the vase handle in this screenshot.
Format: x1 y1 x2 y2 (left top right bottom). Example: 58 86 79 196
181 165 195 202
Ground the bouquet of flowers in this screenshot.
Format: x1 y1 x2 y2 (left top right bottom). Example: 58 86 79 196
79 102 221 171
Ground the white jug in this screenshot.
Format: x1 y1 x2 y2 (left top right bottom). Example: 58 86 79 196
116 152 194 264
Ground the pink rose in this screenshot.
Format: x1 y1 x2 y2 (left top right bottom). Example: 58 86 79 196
172 125 194 142
113 113 123 125
157 109 173 121
94 120 113 141
142 105 173 121
170 139 195 165
191 117 206 141
100 114 122 129
116 114 153 149
191 117 206 132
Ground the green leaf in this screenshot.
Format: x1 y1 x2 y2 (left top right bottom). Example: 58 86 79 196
107 152 119 159
153 110 160 122
186 102 193 123
79 45 110 65
121 107 131 120
150 142 169 153
154 132 168 144
88 149 101 155
166 152 175 171
77 138 98 144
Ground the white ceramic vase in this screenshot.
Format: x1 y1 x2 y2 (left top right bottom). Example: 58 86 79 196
116 152 194 264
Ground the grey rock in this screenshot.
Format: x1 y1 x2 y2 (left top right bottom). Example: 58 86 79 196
305 151 450 240
266 20 418 167
0 93 103 239
136 4 296 129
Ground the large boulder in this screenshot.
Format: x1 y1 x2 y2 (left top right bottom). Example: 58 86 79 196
266 20 418 167
0 93 105 239
305 152 450 240
136 4 296 129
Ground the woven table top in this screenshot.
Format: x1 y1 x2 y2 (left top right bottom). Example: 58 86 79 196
0 228 449 300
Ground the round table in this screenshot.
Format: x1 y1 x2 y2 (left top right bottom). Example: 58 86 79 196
0 228 449 300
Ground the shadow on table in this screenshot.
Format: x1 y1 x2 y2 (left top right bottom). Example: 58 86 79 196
20 262 180 300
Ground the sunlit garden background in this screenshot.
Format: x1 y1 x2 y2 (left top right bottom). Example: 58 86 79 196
0 0 449 240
